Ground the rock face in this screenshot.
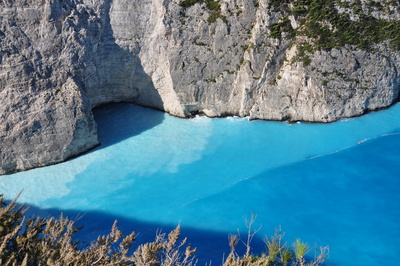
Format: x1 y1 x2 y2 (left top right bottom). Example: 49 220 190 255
1 0 400 174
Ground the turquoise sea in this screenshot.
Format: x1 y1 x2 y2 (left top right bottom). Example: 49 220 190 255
1 103 400 265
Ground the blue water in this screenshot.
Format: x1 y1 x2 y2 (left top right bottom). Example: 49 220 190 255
1 103 400 265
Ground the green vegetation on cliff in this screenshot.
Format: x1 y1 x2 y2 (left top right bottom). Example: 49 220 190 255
179 0 400 50
268 0 400 50
179 0 226 23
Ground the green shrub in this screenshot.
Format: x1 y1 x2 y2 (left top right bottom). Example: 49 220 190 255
179 0 202 9
206 0 220 11
269 17 295 39
302 55 311 66
179 0 226 24
268 0 400 50
223 218 329 266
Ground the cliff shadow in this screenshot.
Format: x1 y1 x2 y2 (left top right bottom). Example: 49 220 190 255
83 0 165 110
18 203 265 265
77 0 167 150
92 102 165 149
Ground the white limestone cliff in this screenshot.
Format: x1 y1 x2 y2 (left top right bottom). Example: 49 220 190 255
1 0 399 174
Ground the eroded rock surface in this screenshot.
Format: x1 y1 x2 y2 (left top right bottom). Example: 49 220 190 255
1 0 399 174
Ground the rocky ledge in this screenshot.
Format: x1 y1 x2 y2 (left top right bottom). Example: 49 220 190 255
1 0 400 174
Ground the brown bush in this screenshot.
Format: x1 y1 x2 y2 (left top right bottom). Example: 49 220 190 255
1 194 328 265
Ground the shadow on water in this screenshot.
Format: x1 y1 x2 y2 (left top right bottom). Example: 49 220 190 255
92 103 165 149
9 133 400 265
185 131 400 265
20 204 265 265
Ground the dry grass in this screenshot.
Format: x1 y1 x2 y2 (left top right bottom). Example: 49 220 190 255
1 195 328 265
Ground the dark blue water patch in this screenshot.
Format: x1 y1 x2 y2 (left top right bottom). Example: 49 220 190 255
173 132 400 265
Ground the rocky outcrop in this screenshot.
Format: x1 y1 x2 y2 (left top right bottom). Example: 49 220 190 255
0 1 99 174
1 0 400 174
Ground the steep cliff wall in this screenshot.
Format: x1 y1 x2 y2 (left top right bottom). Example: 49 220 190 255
1 0 399 174
0 0 98 174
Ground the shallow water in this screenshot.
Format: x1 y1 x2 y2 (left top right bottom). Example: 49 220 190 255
1 103 400 265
